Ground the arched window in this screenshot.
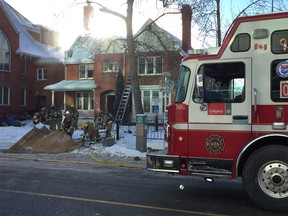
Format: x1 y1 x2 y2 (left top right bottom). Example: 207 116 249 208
0 29 10 71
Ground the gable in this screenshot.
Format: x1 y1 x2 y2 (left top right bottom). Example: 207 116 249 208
0 0 63 63
134 19 181 52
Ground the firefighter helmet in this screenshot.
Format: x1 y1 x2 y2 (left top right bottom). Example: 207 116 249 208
81 122 88 130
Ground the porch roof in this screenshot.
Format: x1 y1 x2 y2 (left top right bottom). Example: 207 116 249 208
44 80 96 91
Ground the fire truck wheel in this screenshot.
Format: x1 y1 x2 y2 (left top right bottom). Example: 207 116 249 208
242 145 288 213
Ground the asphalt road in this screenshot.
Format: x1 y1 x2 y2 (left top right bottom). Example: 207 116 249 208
0 156 286 216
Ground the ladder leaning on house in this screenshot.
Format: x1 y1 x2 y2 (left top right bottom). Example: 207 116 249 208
113 77 132 125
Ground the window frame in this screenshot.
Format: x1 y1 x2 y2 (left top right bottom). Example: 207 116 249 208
193 62 246 103
76 91 94 110
37 68 48 80
271 30 288 54
140 86 169 114
21 88 27 106
102 61 119 73
138 56 163 75
0 86 10 105
0 29 11 72
79 64 94 79
230 33 251 53
21 56 28 75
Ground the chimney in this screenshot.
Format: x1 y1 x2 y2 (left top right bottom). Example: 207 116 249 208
83 3 94 32
181 5 192 53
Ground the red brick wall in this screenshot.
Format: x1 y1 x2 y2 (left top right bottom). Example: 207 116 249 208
0 7 64 120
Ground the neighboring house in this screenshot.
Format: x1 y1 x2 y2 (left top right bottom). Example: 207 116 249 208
45 4 192 124
0 0 64 122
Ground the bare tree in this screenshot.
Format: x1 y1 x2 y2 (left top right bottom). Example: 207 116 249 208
89 0 181 115
87 0 144 114
247 0 288 13
161 0 288 47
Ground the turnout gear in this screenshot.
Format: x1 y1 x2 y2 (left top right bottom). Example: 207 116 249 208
81 121 101 144
62 110 74 137
33 112 41 125
99 111 114 138
66 104 79 129
32 107 48 125
48 105 62 131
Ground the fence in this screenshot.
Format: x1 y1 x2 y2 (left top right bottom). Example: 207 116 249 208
146 125 165 140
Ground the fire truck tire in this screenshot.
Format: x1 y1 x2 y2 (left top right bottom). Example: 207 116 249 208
242 145 288 213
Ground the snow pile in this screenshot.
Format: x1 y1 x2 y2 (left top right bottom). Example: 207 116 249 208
0 121 166 159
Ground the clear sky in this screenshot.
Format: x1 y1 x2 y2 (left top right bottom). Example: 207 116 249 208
4 0 272 49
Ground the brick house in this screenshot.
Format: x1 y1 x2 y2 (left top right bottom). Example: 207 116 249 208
45 4 192 124
0 0 64 123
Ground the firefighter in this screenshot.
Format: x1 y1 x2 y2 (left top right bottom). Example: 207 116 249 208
81 121 101 144
48 105 62 131
67 104 79 129
39 107 48 124
62 110 74 137
100 111 114 138
32 112 41 125
32 107 47 125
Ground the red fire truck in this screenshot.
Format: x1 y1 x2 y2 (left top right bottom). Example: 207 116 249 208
147 12 288 213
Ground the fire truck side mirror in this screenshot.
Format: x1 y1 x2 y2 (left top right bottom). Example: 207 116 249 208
195 75 204 98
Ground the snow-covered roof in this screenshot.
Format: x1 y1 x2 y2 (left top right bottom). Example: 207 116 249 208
44 80 97 91
0 0 63 63
64 35 126 64
64 19 182 64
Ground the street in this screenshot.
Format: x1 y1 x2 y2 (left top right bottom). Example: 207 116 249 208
0 156 286 216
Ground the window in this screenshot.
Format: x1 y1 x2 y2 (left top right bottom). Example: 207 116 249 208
37 68 47 80
141 89 160 113
0 86 10 105
271 30 288 54
21 56 28 74
103 61 119 73
175 65 190 102
0 30 10 71
21 88 27 106
76 92 94 110
271 59 288 102
138 56 163 75
79 64 93 79
193 62 245 103
231 33 250 52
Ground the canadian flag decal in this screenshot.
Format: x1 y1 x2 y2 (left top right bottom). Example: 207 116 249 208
254 43 267 50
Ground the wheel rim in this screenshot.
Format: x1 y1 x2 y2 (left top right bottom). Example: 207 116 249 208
258 161 288 198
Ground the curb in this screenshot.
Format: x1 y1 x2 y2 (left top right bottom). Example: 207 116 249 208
89 155 145 169
0 154 145 169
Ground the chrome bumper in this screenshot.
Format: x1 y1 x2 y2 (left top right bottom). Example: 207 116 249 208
146 153 180 173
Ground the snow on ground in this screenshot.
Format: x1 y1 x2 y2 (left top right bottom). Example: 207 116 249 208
0 120 166 159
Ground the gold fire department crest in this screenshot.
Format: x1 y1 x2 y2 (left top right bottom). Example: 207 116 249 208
205 135 225 155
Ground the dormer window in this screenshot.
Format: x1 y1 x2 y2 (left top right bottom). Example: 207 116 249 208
79 64 93 79
0 30 10 71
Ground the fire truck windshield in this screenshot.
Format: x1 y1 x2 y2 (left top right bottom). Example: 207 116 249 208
175 65 190 102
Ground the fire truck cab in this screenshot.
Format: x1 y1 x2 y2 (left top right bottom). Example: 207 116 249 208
147 12 288 213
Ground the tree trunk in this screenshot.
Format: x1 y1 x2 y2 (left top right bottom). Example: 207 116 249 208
126 0 144 114
216 0 221 46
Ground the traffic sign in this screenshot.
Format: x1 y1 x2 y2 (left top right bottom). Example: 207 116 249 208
159 80 166 92
159 80 174 93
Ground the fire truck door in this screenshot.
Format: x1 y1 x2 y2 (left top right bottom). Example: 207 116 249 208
189 59 252 158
